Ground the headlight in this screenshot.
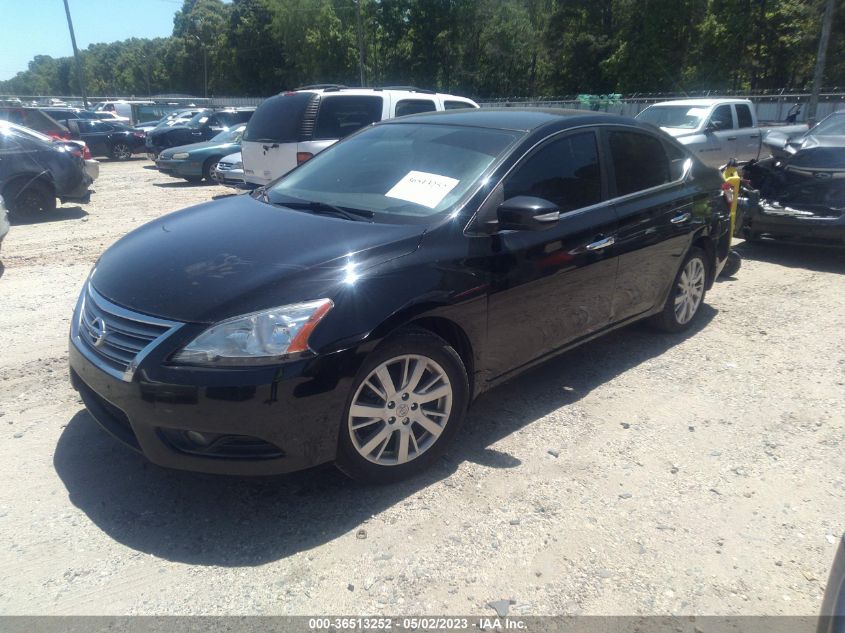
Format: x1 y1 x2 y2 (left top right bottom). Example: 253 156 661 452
231 161 243 169
172 152 190 160
171 299 333 366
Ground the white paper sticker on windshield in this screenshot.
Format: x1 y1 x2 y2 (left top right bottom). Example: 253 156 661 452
686 107 708 117
385 171 460 209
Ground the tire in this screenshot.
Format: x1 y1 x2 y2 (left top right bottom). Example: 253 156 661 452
650 247 708 333
335 327 469 483
4 180 56 218
742 227 761 243
110 142 132 161
719 249 742 278
202 157 220 182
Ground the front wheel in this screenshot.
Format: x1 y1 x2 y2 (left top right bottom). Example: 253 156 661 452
5 180 56 218
650 247 708 333
336 328 469 483
719 249 742 278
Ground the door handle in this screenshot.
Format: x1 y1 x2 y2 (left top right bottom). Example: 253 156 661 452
670 212 691 224
727 136 737 141
585 236 615 251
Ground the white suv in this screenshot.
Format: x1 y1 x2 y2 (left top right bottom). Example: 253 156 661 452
242 86 478 187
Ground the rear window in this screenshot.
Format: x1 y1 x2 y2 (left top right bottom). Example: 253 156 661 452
314 95 383 140
0 109 67 135
244 93 314 143
736 104 753 128
395 99 437 117
444 100 474 110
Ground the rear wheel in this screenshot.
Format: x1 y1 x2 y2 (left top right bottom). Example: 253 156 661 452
336 328 469 483
110 142 132 160
4 180 56 218
650 247 708 333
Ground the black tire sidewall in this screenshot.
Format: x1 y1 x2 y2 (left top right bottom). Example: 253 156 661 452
111 143 131 160
6 181 55 217
335 329 469 484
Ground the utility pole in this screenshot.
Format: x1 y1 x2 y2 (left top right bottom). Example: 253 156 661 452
356 0 365 86
808 0 836 125
62 0 89 108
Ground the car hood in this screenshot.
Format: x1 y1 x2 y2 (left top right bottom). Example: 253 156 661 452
162 140 239 157
90 195 425 323
658 126 699 138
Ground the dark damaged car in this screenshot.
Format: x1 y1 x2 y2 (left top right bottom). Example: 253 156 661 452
739 111 845 244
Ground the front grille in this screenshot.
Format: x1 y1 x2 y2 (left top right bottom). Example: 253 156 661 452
216 162 234 171
75 284 181 380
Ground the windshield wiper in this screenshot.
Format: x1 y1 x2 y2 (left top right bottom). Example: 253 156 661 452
274 200 374 222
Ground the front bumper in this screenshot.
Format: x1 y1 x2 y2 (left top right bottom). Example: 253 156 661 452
746 201 845 242
212 165 252 189
84 159 100 182
68 301 358 476
155 158 202 178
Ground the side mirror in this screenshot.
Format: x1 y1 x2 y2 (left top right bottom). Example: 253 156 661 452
497 196 560 231
705 121 717 133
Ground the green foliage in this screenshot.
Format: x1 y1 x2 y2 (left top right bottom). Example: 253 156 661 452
1 0 841 98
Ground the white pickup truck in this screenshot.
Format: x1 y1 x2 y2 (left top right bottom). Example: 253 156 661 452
635 98 808 168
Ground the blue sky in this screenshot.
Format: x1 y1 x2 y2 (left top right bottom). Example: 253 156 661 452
1 0 181 81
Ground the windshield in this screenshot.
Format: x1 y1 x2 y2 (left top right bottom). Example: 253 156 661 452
185 111 211 128
267 123 520 220
212 125 245 143
811 113 845 137
636 105 708 129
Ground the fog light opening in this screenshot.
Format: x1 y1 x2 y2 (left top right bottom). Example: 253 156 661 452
185 430 213 446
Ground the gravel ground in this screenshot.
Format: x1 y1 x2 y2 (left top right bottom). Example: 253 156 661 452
0 159 843 616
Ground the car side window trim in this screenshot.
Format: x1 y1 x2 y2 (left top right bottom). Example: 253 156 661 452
463 125 609 235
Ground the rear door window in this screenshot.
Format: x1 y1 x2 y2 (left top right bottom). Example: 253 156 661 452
243 92 314 143
504 131 603 213
444 100 473 110
735 104 753 128
395 99 437 117
314 95 383 140
608 130 672 196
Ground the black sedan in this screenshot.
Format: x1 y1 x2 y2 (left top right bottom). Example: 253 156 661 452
741 111 845 245
66 119 146 160
69 109 731 483
144 108 254 158
1 121 92 217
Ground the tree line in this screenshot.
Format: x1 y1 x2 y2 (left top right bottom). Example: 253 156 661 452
2 0 843 100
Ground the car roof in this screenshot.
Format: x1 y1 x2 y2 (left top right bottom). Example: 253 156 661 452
297 87 475 102
647 98 751 107
378 108 636 132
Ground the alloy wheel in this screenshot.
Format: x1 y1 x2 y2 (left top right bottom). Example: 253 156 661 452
113 143 132 160
348 354 452 466
674 257 705 324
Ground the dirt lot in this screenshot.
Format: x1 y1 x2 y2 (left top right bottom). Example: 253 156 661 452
0 159 844 616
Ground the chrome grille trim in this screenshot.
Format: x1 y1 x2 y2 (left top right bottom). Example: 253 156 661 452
71 283 183 382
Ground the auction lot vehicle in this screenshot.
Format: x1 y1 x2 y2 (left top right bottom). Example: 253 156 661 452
67 120 146 160
1 121 93 217
739 111 845 244
211 151 246 188
636 98 807 168
1 120 99 183
145 108 255 158
0 106 71 140
242 86 478 187
134 109 202 132
819 534 845 633
95 100 155 126
155 124 245 182
0 195 9 253
69 109 730 482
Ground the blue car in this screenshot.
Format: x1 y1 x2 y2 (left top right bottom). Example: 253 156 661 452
154 124 245 183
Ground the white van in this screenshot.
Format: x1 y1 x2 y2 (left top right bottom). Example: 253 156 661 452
95 100 154 126
242 87 478 187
